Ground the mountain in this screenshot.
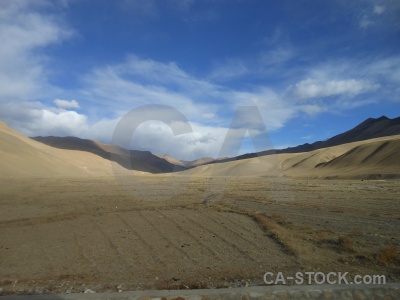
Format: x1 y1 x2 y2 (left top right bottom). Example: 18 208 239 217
204 116 400 165
32 136 185 174
183 157 217 167
2 119 400 179
154 154 218 168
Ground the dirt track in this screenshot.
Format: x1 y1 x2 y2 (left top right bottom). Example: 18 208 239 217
0 176 399 295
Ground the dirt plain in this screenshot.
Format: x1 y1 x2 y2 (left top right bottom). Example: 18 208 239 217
0 175 399 295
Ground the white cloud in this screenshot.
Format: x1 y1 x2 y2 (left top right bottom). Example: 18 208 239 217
0 2 83 138
291 78 379 100
0 101 87 137
260 47 295 67
359 15 373 28
364 56 400 84
357 1 400 29
374 5 386 14
71 116 247 160
0 1 72 102
129 121 226 160
82 67 208 122
54 99 80 109
208 45 295 82
202 113 215 119
227 88 297 131
78 56 302 159
81 54 398 158
298 104 325 115
34 109 88 136
126 120 272 160
209 59 248 81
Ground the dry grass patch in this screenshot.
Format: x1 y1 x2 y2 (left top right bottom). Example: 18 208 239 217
337 236 354 253
246 210 298 256
270 212 293 226
208 201 301 256
377 245 399 264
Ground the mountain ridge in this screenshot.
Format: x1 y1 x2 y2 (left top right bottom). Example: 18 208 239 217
204 115 400 165
32 136 186 174
20 115 400 173
1 117 400 178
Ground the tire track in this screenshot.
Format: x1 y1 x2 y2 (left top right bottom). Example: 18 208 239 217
202 210 266 250
158 210 224 263
35 226 56 275
0 212 83 228
185 213 257 262
200 210 269 253
94 216 136 276
72 226 98 275
116 212 167 268
139 211 197 265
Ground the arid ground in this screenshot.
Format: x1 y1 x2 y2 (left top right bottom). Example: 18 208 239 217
0 175 399 295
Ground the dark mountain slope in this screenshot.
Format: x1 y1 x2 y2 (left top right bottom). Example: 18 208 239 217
32 136 185 173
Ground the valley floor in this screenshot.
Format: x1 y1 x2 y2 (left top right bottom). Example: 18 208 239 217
0 175 399 295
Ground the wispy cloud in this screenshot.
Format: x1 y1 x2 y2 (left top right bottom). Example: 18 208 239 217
374 5 386 14
0 0 72 101
290 78 379 100
209 59 249 82
208 45 296 83
54 99 80 109
357 0 399 29
359 15 374 28
0 1 84 138
301 135 312 140
80 55 220 123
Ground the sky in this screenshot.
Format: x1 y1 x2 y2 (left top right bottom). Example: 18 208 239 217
0 0 399 160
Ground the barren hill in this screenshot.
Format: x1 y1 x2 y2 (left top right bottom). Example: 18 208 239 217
154 154 217 168
32 136 185 173
182 135 400 179
2 119 400 179
0 122 126 177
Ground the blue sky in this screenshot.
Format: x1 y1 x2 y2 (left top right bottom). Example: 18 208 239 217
0 0 399 160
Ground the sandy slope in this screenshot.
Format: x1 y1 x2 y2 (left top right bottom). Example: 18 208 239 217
182 135 400 179
0 121 132 177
